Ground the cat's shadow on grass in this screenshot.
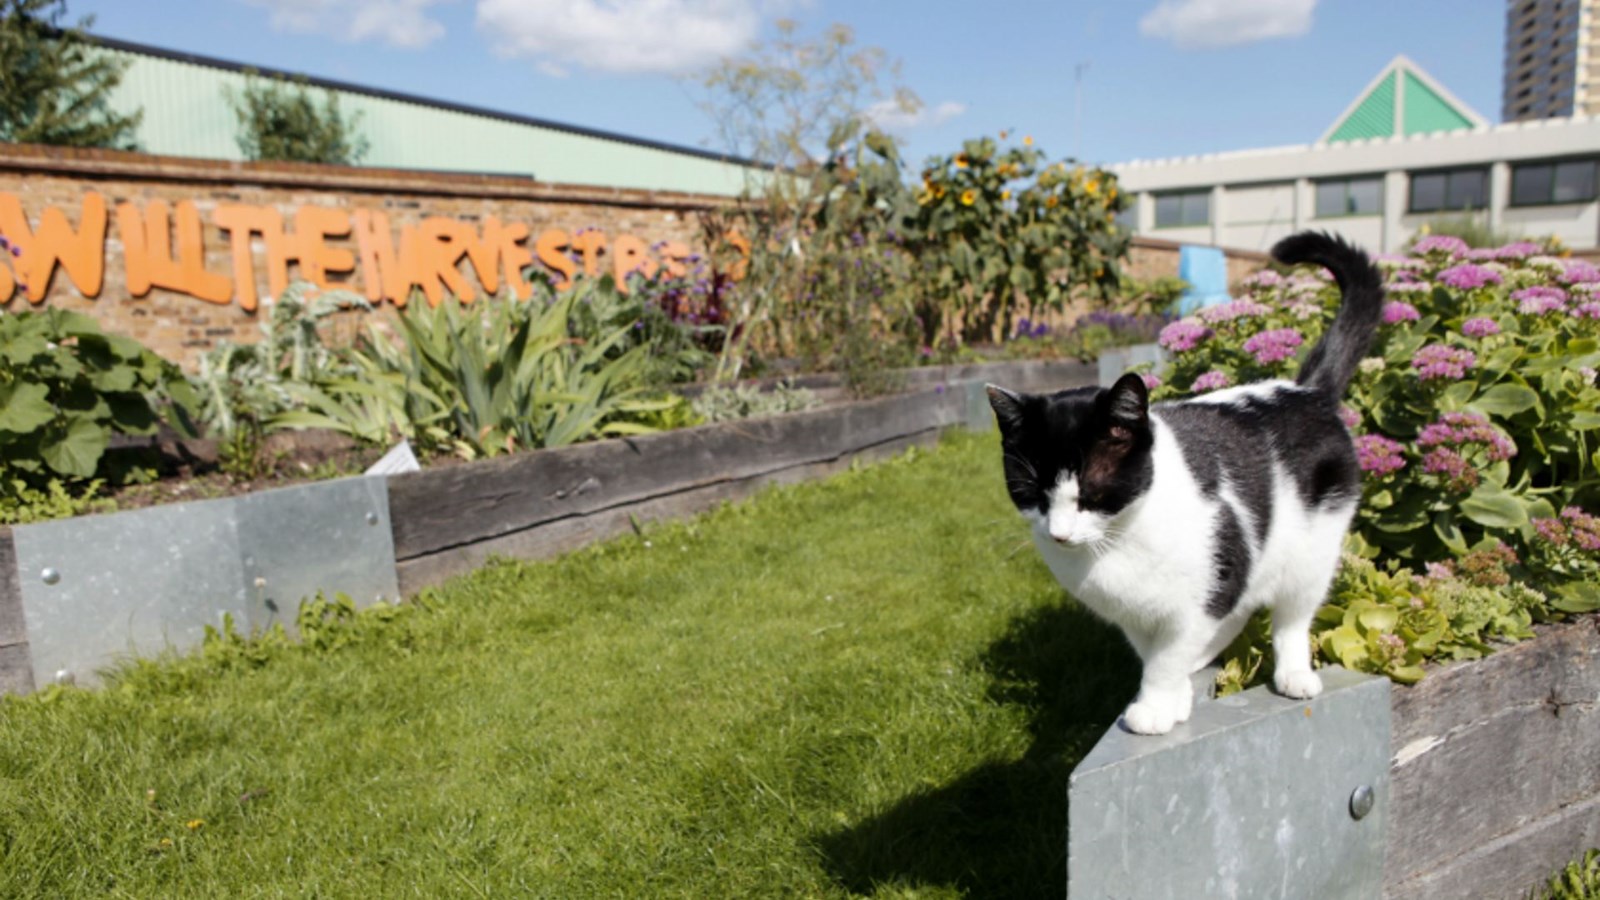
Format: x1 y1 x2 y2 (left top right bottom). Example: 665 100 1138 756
814 600 1140 898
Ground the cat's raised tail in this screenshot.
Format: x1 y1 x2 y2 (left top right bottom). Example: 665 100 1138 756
1273 231 1384 400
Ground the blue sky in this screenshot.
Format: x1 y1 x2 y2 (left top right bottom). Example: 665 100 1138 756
73 1 1506 171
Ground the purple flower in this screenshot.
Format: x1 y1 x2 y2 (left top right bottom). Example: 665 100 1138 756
1462 247 1499 261
1158 319 1212 352
8 244 17 258
1563 506 1600 552
1382 301 1421 324
1422 448 1479 492
1410 344 1476 381
1199 299 1271 323
1412 235 1468 256
1242 270 1282 288
1513 285 1568 314
1141 373 1162 390
1562 259 1600 284
1437 264 1503 290
1355 434 1407 476
1424 561 1456 580
1417 411 1517 461
1461 317 1500 337
1337 405 1361 429
1494 241 1542 259
1191 370 1232 392
1242 328 1304 365
1573 301 1600 320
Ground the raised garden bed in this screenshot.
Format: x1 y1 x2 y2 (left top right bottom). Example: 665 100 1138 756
0 359 1095 694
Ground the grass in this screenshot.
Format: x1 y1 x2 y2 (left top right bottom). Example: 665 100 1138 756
0 431 1139 898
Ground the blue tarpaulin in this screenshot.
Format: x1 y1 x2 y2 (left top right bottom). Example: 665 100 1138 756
1176 245 1231 315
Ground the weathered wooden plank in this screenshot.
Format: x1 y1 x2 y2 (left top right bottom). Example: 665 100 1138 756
1385 616 1600 891
387 387 967 561
396 429 940 594
0 527 26 646
1385 791 1600 900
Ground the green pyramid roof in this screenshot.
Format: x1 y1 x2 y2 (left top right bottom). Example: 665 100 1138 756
1321 56 1485 144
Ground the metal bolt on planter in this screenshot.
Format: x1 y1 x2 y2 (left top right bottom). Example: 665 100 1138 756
1350 784 1375 820
40 567 60 585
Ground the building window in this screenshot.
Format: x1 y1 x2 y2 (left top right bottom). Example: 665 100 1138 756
1154 190 1210 228
1511 159 1599 205
1409 168 1488 213
1314 176 1383 217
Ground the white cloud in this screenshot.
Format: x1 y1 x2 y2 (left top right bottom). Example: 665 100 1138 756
475 0 763 76
245 0 453 48
1138 0 1316 49
863 99 966 133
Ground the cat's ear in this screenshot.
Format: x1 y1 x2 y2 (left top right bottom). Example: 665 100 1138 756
1106 373 1150 428
986 384 1027 433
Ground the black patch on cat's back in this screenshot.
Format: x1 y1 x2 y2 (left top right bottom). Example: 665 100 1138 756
1206 505 1251 618
1152 403 1275 546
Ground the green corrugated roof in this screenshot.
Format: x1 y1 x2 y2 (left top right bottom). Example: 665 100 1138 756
1327 72 1396 143
1323 56 1484 144
89 36 765 196
1402 71 1476 135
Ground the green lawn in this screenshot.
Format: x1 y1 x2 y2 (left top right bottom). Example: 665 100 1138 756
0 432 1140 898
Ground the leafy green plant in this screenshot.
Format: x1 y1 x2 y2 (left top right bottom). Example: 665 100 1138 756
190 282 369 478
0 309 192 491
282 288 674 458
1532 849 1600 900
0 476 113 524
910 135 1130 345
691 378 820 423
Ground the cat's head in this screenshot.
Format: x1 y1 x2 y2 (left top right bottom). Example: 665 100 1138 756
986 373 1155 546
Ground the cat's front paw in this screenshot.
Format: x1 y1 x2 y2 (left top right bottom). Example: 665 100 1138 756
1274 669 1323 700
1121 694 1190 735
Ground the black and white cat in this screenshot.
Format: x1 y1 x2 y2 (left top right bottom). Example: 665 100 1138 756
986 231 1383 735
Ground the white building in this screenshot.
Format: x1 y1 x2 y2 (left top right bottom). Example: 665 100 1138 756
1109 56 1600 253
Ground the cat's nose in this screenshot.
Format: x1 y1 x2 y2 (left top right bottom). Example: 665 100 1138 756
1050 532 1072 544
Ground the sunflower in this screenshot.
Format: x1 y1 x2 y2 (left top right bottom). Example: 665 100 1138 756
1023 135 1033 146
1045 194 1059 208
954 153 970 169
960 188 977 206
1001 190 1012 201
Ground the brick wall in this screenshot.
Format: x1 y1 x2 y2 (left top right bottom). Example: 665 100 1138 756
0 144 733 368
1124 235 1268 288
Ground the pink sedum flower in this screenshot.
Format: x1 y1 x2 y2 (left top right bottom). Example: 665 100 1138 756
1354 434 1407 476
1461 317 1500 337
1422 447 1479 492
1242 328 1304 364
1141 373 1162 390
1382 301 1421 324
1191 370 1232 392
1198 299 1272 323
1513 285 1568 314
1417 410 1517 461
1158 319 1212 352
1412 235 1469 256
1437 264 1503 290
1410 344 1476 381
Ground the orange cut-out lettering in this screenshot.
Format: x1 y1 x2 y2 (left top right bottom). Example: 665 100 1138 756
214 204 285 312
295 206 355 289
0 190 108 302
484 216 533 300
351 208 403 306
115 202 152 297
611 234 657 291
536 228 576 291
